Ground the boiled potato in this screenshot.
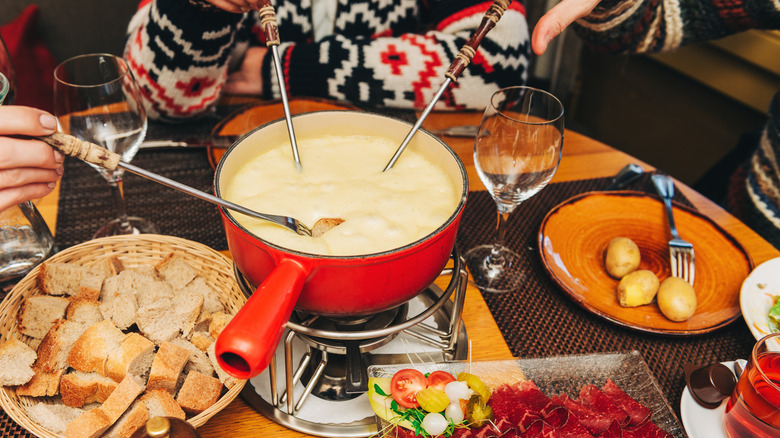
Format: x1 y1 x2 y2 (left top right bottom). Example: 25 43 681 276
617 270 660 307
657 277 697 321
604 237 641 279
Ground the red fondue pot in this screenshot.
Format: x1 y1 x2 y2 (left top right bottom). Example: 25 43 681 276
213 111 468 379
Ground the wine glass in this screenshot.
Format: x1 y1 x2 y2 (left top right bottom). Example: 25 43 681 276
1 37 55 296
465 86 564 293
54 53 158 238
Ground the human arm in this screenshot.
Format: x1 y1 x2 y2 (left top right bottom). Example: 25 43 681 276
0 106 64 213
532 0 780 56
124 0 250 121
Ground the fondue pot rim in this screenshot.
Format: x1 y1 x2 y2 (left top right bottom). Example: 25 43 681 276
213 110 469 260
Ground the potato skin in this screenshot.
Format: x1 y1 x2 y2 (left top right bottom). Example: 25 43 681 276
604 237 641 279
617 270 660 307
657 277 697 321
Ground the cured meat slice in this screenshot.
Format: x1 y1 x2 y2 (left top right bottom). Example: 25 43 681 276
599 420 624 438
623 420 674 438
553 393 615 435
542 399 596 437
492 384 543 432
512 380 553 412
578 384 630 427
601 379 652 426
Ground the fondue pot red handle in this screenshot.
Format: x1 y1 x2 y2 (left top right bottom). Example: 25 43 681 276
215 258 309 379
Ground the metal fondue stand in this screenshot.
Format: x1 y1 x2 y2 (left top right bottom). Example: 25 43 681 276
237 249 470 437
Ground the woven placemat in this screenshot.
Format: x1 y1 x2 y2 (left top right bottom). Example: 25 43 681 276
54 150 227 251
454 173 756 423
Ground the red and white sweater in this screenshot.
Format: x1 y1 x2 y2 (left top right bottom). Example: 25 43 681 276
124 0 529 121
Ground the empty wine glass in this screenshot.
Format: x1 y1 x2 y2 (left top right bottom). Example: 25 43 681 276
465 86 564 293
54 53 158 238
1 40 55 296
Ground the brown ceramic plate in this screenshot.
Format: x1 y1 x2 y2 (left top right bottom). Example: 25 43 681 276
538 191 753 335
209 97 360 169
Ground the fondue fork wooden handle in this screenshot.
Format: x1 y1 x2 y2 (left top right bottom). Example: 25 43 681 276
37 132 314 236
383 0 512 171
40 132 121 170
446 0 511 81
258 0 302 171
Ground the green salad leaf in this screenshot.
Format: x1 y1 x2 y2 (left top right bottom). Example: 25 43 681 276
768 296 780 332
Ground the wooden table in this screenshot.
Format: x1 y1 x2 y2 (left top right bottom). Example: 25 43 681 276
33 109 780 437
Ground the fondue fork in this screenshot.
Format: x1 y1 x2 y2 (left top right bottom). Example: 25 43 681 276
38 133 325 237
383 0 512 171
257 0 302 171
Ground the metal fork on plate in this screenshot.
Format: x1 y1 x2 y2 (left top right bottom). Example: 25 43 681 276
651 174 695 285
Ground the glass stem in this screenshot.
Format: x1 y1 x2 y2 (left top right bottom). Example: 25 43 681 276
108 172 134 235
488 210 512 266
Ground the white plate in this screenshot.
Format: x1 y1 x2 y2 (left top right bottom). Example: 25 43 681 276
740 257 780 340
680 361 731 438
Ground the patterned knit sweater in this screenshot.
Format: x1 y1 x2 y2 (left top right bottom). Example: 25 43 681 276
124 0 529 121
572 0 780 248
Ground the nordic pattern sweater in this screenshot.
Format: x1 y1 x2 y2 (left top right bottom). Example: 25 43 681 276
572 0 780 248
124 0 530 121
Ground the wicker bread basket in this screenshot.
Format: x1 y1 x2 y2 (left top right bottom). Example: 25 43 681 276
0 234 248 438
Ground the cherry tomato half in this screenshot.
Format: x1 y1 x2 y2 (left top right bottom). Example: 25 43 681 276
390 369 427 409
426 370 456 391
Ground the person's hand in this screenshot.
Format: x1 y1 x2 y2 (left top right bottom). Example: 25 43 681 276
0 106 64 213
202 0 261 14
531 0 602 55
224 46 267 96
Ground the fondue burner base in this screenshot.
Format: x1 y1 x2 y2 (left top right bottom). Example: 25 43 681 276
237 257 468 437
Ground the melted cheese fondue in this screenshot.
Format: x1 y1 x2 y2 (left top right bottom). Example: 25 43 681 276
223 134 460 256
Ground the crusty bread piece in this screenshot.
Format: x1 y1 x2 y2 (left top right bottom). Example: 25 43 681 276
100 267 163 330
24 402 84 435
16 295 70 339
77 256 124 300
135 298 180 344
36 320 89 372
155 253 199 290
136 291 203 344
147 341 190 395
175 290 204 339
190 331 214 352
98 292 138 331
169 337 214 378
105 333 155 383
66 297 103 326
208 311 233 340
103 401 148 438
66 406 113 438
67 320 125 376
139 388 186 420
60 371 118 407
179 276 224 314
206 342 239 389
90 256 124 279
0 338 37 385
99 374 146 423
15 365 65 397
38 262 89 296
176 371 223 415
102 266 172 307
